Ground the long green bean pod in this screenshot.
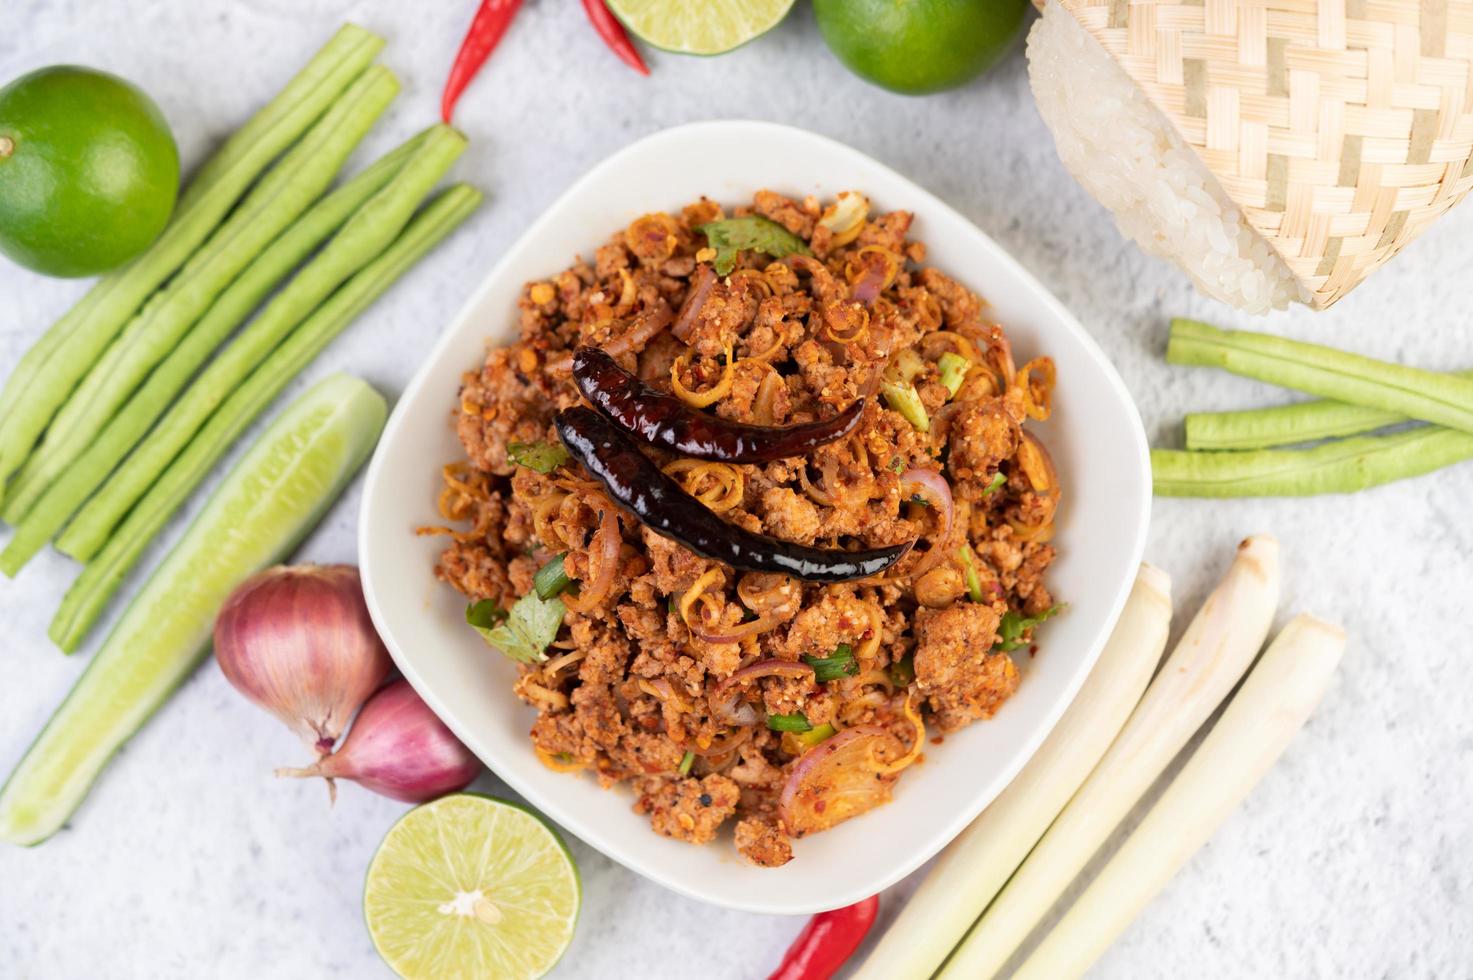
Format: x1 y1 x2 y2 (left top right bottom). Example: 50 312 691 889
0 65 399 523
1152 427 1473 497
1168 319 1473 437
50 184 483 651
1184 368 1473 450
55 126 466 564
0 25 384 500
0 133 428 576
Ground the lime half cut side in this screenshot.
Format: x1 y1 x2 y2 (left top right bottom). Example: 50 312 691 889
365 794 581 980
607 0 797 55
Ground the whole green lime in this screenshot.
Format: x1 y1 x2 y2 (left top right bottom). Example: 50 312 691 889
0 66 179 278
814 0 1030 95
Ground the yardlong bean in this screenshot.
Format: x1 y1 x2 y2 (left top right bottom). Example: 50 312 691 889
0 25 383 501
56 126 465 563
1 65 399 523
1152 427 1473 497
1168 319 1473 437
0 133 427 576
50 184 483 651
1183 368 1473 450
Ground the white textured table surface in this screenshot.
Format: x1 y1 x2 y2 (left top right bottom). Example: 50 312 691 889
3 3 1471 978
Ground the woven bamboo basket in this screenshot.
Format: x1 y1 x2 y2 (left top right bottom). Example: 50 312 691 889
1034 0 1473 309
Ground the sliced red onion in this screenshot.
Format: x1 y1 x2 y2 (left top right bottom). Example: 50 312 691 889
900 467 955 577
714 659 815 697
777 726 895 836
562 505 622 613
672 264 716 341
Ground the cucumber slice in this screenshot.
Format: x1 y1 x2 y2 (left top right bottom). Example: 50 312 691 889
0 373 385 846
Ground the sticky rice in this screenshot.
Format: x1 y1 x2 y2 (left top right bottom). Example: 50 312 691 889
1026 0 1308 313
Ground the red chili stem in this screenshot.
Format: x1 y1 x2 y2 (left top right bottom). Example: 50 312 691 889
441 0 525 124
581 0 650 76
767 895 881 980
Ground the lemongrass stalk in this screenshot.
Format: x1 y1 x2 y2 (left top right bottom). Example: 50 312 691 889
0 65 399 523
1183 366 1473 450
1152 427 1473 498
939 535 1280 980
0 25 384 499
1167 319 1473 436
854 564 1172 980
1009 614 1346 980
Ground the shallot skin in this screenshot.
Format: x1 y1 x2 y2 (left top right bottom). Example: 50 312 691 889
214 564 392 755
279 680 482 804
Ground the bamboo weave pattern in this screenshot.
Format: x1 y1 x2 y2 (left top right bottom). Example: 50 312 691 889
1055 0 1473 308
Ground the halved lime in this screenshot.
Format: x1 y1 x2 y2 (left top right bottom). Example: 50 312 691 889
606 0 796 55
365 794 581 980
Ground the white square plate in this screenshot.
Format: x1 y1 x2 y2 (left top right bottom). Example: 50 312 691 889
358 120 1150 914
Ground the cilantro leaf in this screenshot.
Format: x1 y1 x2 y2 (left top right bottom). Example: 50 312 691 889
466 592 566 664
698 217 811 276
508 440 570 474
992 604 1066 653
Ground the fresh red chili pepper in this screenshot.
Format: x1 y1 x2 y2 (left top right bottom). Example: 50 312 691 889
440 0 525 124
572 347 866 463
768 895 881 980
581 0 650 75
555 407 912 583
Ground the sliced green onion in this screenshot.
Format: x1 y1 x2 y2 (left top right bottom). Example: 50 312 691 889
465 599 508 631
803 643 859 683
994 605 1066 653
678 750 695 776
767 712 812 733
881 381 930 432
889 654 916 687
508 440 570 473
938 352 970 398
957 545 985 603
533 553 572 599
794 723 837 749
983 472 1007 495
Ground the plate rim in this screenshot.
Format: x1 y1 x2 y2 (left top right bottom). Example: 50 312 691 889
358 118 1151 913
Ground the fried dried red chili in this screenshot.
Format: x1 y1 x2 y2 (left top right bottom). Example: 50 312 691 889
555 407 911 583
571 347 866 463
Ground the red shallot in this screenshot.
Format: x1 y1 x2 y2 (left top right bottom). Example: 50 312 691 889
214 565 392 756
899 468 955 577
277 680 481 803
